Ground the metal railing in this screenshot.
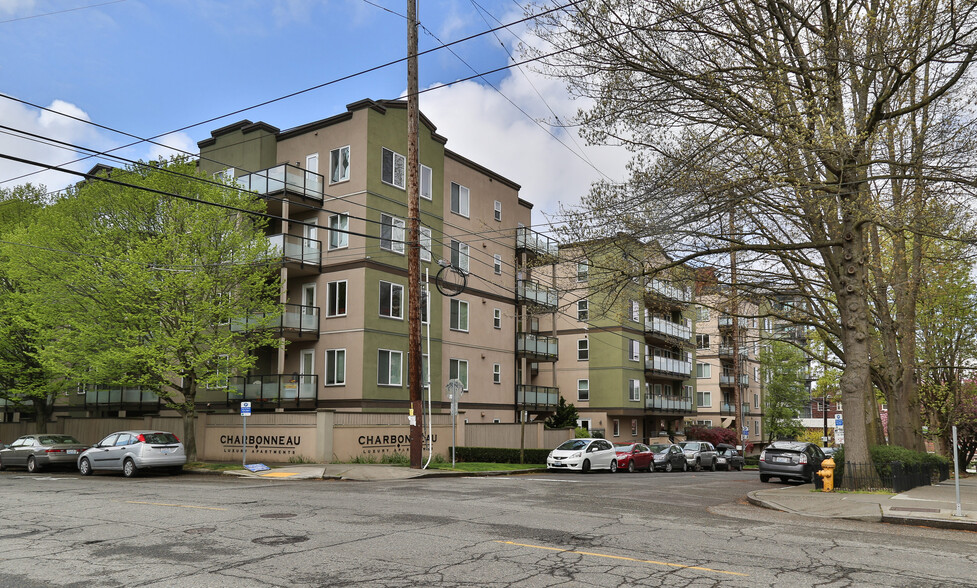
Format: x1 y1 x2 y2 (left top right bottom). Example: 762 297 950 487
647 279 691 303
646 395 694 412
230 303 320 336
644 317 692 341
228 374 318 404
268 234 321 266
719 372 749 386
516 226 559 257
235 163 324 201
719 315 750 329
516 333 559 361
516 385 559 408
718 346 750 358
517 279 558 309
645 348 692 377
84 386 159 407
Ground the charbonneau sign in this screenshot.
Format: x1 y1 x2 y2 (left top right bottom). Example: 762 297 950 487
220 434 302 446
358 433 437 454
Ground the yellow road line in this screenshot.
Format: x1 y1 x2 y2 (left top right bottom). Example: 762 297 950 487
126 501 226 511
495 541 748 577
259 472 299 478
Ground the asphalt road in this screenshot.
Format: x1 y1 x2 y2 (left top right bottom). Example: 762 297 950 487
1 467 976 587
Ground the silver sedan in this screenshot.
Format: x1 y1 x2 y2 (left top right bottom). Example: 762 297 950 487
0 434 90 473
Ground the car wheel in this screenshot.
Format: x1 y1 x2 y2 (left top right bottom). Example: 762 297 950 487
0 457 6 471
665 462 673 472
609 460 618 473
710 460 717 472
760 474 770 483
694 459 701 472
122 458 138 478
681 460 688 472
581 459 591 473
79 457 93 476
627 461 635 473
27 456 39 473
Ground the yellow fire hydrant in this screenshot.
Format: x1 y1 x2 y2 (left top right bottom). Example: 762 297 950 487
817 457 835 492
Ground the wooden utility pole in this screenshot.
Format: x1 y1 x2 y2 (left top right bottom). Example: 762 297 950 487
407 0 423 468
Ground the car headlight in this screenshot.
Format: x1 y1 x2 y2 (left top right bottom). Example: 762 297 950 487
570 451 582 458
547 452 553 459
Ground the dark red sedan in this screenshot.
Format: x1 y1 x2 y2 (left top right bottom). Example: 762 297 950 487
613 443 655 472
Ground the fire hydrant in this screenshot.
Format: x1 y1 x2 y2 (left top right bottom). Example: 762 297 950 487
817 457 835 492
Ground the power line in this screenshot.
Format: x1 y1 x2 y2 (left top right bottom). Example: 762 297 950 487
0 0 126 24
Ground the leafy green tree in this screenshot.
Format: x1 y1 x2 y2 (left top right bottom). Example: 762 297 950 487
2 159 281 458
545 396 580 429
761 340 810 444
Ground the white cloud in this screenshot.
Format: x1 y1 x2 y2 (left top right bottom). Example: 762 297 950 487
147 132 198 162
0 0 36 17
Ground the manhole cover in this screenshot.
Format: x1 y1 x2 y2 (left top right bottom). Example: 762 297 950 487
252 535 309 546
260 513 297 519
184 528 216 534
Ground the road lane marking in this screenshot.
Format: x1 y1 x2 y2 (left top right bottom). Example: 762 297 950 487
495 541 747 577
259 472 299 478
126 501 226 511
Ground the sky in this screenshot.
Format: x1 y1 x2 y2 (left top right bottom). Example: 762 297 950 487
0 0 629 225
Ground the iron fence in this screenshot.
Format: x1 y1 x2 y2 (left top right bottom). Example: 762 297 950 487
836 461 949 492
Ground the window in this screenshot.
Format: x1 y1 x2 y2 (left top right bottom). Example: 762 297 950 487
696 362 711 378
450 240 469 273
754 420 759 437
577 338 589 361
306 154 319 175
695 419 713 427
696 306 710 322
696 334 710 350
405 352 430 387
378 350 402 386
325 349 346 385
380 214 405 254
381 147 406 189
577 300 589 321
577 379 589 401
754 393 760 409
836 402 843 411
329 146 350 184
449 359 469 391
420 164 432 200
653 383 662 396
493 308 502 329
208 354 229 389
493 200 502 221
631 419 638 436
379 281 403 319
629 379 640 401
697 391 711 407
630 300 640 322
612 419 620 437
577 262 589 281
450 299 469 332
754 366 760 382
493 363 501 384
450 182 470 217
328 213 348 250
420 226 432 262
326 280 347 317
493 254 502 275
629 340 640 361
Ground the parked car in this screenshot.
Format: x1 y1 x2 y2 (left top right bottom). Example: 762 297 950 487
0 434 90 473
77 430 186 478
822 446 838 458
714 444 745 471
679 440 720 471
613 443 655 472
759 441 826 483
546 438 618 473
650 443 689 472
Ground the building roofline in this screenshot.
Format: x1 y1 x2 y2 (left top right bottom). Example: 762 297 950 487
198 120 280 148
445 148 521 191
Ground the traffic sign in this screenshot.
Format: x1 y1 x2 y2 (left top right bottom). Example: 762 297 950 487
241 401 252 417
834 415 843 427
446 379 463 416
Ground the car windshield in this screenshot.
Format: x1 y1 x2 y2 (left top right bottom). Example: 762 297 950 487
681 442 700 450
142 432 179 444
649 444 669 453
556 439 591 451
615 444 636 452
39 435 81 445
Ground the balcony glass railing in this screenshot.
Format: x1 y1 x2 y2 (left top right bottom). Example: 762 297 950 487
230 303 319 335
645 395 694 412
84 386 159 406
718 346 749 358
719 315 750 328
644 317 692 341
516 226 559 257
719 373 750 386
235 163 324 201
516 333 559 360
645 348 692 376
268 234 321 266
647 279 691 303
516 385 559 408
517 279 558 308
228 374 318 403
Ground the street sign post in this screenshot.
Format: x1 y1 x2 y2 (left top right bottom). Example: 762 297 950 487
445 379 463 467
241 402 251 466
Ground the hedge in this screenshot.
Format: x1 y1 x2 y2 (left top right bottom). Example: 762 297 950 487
451 446 550 464
833 445 950 480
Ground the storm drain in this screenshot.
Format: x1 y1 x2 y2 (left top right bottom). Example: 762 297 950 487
184 528 216 535
260 513 297 519
252 535 309 546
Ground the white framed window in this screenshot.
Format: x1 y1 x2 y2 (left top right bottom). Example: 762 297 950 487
450 182 470 217
378 349 402 386
380 213 405 253
577 338 589 361
381 147 406 189
405 352 430 388
306 153 319 174
754 393 760 409
695 419 713 427
420 226 432 262
329 146 349 184
493 200 502 221
696 362 711 378
696 306 710 322
577 300 589 321
325 349 346 385
577 262 589 281
214 167 235 181
630 300 640 322
697 390 711 407
493 308 502 329
653 383 662 396
420 164 432 200
449 359 469 391
379 281 404 319
326 280 347 317
612 419 620 437
577 379 589 401
754 420 759 436
696 334 710 350
328 213 348 250
450 240 469 273
208 354 229 389
449 299 469 332
493 254 502 275
836 402 843 411
629 340 640 361
754 366 760 382
629 379 640 401
493 363 501 384
419 288 430 325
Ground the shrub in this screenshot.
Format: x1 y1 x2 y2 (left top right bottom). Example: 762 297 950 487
574 427 591 438
833 445 950 479
684 425 737 446
451 446 550 464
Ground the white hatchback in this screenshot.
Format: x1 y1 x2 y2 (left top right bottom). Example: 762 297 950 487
546 438 618 472
78 430 186 478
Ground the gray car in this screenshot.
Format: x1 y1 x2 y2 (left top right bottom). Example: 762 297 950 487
759 441 825 483
77 430 186 477
0 434 90 473
679 440 720 471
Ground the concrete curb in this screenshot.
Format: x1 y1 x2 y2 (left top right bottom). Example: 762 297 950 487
880 514 977 532
747 490 883 522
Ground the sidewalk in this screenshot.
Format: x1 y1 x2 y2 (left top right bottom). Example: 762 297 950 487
748 477 977 531
189 463 538 482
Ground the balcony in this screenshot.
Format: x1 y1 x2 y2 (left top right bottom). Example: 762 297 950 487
644 349 693 379
645 395 694 413
516 226 559 258
228 374 318 406
230 303 320 341
718 346 749 359
83 386 160 408
516 385 559 409
719 373 749 387
644 317 693 344
720 402 752 416
268 234 321 275
235 163 324 202
719 315 750 330
646 279 691 305
516 333 559 362
517 279 558 311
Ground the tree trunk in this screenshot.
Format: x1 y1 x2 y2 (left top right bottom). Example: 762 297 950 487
182 381 197 461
